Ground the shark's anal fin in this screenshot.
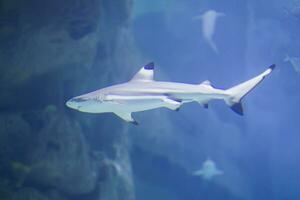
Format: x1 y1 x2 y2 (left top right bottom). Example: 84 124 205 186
114 112 138 125
163 97 182 111
198 99 209 109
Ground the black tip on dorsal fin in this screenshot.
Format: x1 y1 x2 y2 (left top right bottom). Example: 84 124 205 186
144 62 154 70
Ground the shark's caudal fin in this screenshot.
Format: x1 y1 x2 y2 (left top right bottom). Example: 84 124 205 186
225 64 275 115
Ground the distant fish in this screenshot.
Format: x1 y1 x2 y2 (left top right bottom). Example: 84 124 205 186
193 158 223 180
11 161 32 188
284 54 300 73
194 10 225 53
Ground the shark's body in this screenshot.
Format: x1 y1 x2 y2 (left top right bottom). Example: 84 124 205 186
193 159 223 180
66 62 275 124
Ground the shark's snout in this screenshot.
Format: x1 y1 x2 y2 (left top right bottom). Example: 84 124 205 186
66 98 83 110
66 99 76 109
65 100 71 106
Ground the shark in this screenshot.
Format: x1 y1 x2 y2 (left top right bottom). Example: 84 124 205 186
66 62 275 124
284 54 300 73
194 10 225 53
193 158 223 180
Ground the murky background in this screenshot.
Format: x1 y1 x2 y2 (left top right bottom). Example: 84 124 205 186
0 0 299 199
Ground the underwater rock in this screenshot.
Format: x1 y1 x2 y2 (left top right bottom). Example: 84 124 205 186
44 189 68 200
27 113 99 195
11 187 49 200
0 0 137 112
0 27 99 86
0 113 34 163
102 0 132 27
98 142 135 200
0 178 13 199
0 0 136 199
0 0 100 110
11 161 32 188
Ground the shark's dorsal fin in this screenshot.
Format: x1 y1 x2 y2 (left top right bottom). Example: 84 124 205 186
201 80 212 86
130 62 154 82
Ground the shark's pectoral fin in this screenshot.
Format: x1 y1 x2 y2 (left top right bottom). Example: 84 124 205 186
114 112 138 125
193 170 204 176
163 97 182 111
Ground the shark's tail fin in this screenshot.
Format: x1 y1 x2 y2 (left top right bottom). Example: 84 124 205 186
207 39 219 54
224 65 275 115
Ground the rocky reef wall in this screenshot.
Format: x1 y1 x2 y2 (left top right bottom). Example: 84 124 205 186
0 0 137 199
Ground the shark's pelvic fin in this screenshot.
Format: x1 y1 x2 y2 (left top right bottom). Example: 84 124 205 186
131 62 154 82
163 97 182 111
114 112 138 125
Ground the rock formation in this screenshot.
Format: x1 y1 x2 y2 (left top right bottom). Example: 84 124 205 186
0 0 136 199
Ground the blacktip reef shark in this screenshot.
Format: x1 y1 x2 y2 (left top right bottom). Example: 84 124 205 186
284 54 300 74
193 158 223 180
66 62 275 125
194 10 225 53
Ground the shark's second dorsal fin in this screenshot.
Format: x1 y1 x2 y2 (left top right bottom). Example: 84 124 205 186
130 62 154 82
201 80 212 86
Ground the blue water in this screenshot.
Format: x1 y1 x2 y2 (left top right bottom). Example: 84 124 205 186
0 0 300 200
131 1 300 200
